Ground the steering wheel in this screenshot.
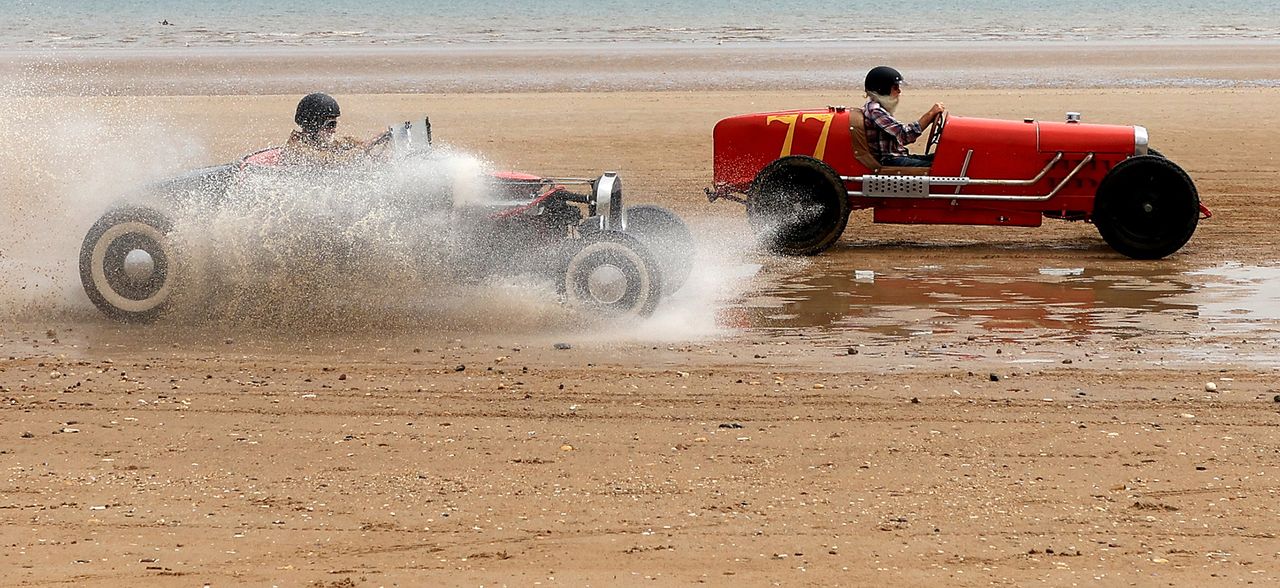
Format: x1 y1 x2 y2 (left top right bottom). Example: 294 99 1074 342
924 111 948 156
364 130 394 159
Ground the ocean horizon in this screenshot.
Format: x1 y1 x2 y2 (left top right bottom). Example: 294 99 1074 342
4 0 1279 49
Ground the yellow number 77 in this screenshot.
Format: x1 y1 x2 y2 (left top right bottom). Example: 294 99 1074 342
766 113 835 160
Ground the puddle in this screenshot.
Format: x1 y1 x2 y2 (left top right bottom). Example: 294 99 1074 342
1184 263 1280 326
726 254 1280 366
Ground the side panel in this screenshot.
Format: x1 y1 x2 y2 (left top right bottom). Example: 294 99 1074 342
146 163 237 207
873 115 1128 221
874 207 1044 227
712 108 868 193
930 117 1043 186
1038 121 1136 154
930 116 1126 203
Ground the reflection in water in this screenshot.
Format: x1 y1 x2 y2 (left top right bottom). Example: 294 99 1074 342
1185 263 1280 326
727 255 1280 349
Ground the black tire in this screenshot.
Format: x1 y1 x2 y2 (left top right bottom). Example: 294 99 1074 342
79 206 178 322
1093 155 1199 260
561 230 664 318
746 155 850 255
623 204 694 295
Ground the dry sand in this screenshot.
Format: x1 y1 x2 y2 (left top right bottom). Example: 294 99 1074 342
3 49 1280 586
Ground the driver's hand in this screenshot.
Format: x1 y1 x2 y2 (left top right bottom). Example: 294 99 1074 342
929 103 947 123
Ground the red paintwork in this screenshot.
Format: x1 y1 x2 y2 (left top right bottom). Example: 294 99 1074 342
493 170 544 181
712 108 863 194
712 107 1145 226
240 147 283 167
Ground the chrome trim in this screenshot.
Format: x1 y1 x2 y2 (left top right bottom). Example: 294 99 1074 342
1134 126 1149 156
845 154 1094 202
389 119 433 152
477 201 552 207
1041 154 1093 199
593 172 624 230
486 175 596 185
843 152 1065 187
955 149 974 194
542 177 598 184
863 175 931 197
491 177 597 186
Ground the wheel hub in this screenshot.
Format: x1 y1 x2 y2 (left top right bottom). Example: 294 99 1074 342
122 249 156 282
585 264 627 305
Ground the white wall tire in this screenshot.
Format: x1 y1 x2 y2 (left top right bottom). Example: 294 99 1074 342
79 207 177 322
561 231 663 318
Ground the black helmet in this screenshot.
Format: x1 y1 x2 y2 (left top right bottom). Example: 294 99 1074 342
295 92 341 130
864 66 904 95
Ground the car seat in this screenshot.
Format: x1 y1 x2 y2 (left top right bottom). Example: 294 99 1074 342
849 111 930 176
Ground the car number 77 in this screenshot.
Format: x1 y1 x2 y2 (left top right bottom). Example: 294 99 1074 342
766 113 835 160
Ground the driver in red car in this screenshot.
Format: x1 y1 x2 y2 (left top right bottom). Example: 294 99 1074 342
862 66 947 168
281 92 390 166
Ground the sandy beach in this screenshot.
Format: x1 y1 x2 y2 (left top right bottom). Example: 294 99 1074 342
3 45 1280 586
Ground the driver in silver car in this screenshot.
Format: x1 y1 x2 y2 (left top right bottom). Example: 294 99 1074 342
862 66 947 168
281 92 390 166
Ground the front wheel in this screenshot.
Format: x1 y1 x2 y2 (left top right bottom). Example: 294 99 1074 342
79 206 179 322
560 231 663 318
747 156 850 256
1093 155 1199 259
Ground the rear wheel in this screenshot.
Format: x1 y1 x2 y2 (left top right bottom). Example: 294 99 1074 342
561 230 663 318
1093 155 1199 259
746 156 850 255
79 206 178 322
623 204 693 295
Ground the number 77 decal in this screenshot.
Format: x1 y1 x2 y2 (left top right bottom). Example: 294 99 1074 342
766 113 835 160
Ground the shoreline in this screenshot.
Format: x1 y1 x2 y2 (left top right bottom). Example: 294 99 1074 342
5 40 1280 96
7 37 1280 56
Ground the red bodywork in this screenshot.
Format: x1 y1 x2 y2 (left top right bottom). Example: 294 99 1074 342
711 107 1165 227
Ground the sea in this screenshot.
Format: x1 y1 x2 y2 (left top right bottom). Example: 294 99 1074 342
2 0 1279 49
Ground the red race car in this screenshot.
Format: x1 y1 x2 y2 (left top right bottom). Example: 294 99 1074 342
707 107 1209 259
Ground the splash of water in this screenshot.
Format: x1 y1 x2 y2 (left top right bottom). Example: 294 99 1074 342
2 77 760 341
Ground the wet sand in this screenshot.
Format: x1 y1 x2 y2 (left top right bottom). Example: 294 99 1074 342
3 50 1280 586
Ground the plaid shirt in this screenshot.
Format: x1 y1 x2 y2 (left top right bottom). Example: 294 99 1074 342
863 98 922 163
